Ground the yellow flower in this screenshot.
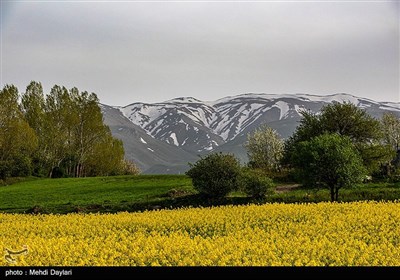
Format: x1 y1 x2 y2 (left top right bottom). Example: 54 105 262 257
1 201 399 266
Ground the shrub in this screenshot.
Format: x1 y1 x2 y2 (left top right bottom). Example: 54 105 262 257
0 160 11 180
51 166 66 178
186 153 241 198
11 155 32 177
240 168 274 199
121 159 141 175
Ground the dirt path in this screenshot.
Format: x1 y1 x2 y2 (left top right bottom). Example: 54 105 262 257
275 184 301 193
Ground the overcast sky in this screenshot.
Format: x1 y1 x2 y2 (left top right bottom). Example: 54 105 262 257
1 0 399 106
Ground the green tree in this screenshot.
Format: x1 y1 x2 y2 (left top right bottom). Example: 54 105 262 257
239 168 274 199
283 102 389 173
381 112 400 152
0 85 38 179
244 124 284 172
71 89 110 177
319 101 381 143
2 81 136 179
21 81 46 132
42 85 130 178
380 112 400 175
291 133 366 202
186 152 241 199
43 85 73 177
85 133 126 176
21 81 47 176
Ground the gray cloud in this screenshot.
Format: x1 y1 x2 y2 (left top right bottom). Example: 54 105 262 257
1 1 399 106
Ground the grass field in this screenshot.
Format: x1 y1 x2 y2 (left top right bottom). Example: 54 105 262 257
0 175 194 214
1 175 400 214
266 181 400 203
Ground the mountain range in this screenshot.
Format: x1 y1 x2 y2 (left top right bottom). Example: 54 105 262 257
101 93 400 174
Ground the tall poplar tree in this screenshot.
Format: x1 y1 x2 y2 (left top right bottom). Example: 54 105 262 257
0 85 37 179
21 81 47 176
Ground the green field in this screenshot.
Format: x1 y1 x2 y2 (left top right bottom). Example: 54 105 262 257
0 175 194 214
1 175 400 214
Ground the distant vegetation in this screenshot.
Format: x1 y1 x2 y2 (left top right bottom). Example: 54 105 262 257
186 101 400 202
0 81 139 181
282 102 400 201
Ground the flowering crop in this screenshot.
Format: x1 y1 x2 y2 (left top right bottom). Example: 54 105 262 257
1 201 400 266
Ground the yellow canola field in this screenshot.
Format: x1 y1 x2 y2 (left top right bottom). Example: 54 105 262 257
1 201 400 266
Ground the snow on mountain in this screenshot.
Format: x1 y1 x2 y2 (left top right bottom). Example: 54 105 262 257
379 102 400 111
119 97 221 152
210 92 362 105
274 101 290 120
163 97 204 104
169 132 179 146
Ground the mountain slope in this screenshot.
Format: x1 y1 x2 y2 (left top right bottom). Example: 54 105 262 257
101 104 198 174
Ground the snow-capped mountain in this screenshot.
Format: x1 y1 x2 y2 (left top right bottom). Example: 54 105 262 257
120 97 223 153
102 93 400 174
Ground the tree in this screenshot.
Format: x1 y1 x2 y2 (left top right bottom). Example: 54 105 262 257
43 85 73 177
319 101 381 143
1 81 137 179
283 101 389 174
43 86 115 177
239 168 274 199
281 109 321 166
380 112 400 175
120 159 141 175
186 152 241 199
381 112 400 152
291 133 366 202
0 85 38 179
21 81 46 132
70 89 109 177
21 81 47 176
244 124 284 172
85 133 128 176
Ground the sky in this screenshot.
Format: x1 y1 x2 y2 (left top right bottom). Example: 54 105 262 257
1 0 399 106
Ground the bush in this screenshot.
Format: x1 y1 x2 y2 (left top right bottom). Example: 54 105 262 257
11 155 32 177
121 159 141 175
0 160 11 180
51 166 66 178
240 169 274 199
186 153 241 198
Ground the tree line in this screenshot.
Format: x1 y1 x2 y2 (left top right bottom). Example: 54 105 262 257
0 81 139 180
247 102 400 201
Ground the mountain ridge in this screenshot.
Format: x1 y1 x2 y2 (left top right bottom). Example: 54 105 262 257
102 93 400 174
